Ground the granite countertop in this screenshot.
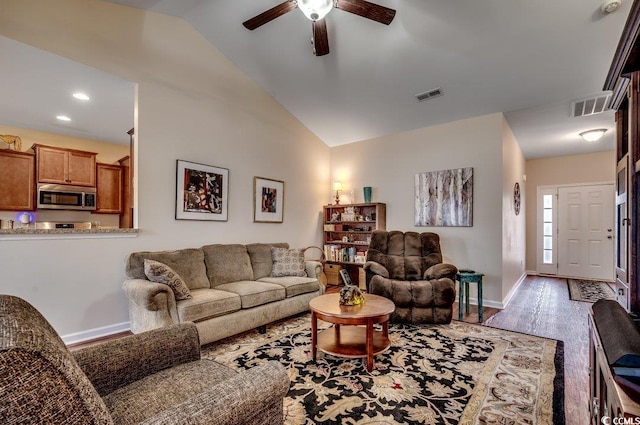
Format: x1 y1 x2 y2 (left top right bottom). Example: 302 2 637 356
0 228 138 235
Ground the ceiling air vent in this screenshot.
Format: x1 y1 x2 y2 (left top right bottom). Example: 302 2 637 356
570 92 612 118
416 88 443 102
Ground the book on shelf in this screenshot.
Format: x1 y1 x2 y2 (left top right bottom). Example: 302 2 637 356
323 245 364 263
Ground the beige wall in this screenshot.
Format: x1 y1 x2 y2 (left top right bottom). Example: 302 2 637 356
524 150 616 270
501 118 526 301
0 0 330 342
330 113 512 307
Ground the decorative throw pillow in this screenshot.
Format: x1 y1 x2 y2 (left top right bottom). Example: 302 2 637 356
144 259 192 300
271 247 307 277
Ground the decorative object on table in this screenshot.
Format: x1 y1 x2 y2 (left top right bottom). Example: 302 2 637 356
567 278 616 302
253 176 284 223
333 181 342 204
203 314 564 425
339 284 366 305
513 182 521 215
414 167 473 226
363 186 372 203
0 135 22 151
175 160 228 221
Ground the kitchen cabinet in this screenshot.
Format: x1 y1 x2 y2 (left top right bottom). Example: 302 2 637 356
323 203 386 286
118 155 133 228
96 163 123 214
32 144 97 187
0 150 35 211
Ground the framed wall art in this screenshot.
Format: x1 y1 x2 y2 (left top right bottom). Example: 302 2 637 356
176 160 228 221
414 167 473 227
254 176 284 223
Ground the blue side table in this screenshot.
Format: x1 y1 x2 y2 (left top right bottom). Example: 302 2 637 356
456 271 484 322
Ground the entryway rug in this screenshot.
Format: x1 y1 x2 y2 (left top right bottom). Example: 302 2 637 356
567 278 616 303
202 314 564 425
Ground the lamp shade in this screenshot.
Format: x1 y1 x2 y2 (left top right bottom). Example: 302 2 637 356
333 181 343 191
579 129 607 142
298 0 333 21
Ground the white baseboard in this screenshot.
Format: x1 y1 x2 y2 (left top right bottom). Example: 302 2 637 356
462 272 528 310
500 272 528 309
62 321 131 346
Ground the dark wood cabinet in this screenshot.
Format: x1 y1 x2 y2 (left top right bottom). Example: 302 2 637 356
96 163 123 214
606 1 640 311
588 311 640 422
0 150 35 211
117 155 132 228
32 144 97 187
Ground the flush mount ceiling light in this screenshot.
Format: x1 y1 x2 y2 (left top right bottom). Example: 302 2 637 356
579 129 607 142
56 115 71 122
601 0 622 14
72 92 90 101
297 0 333 21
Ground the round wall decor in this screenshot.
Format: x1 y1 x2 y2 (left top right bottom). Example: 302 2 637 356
513 182 521 215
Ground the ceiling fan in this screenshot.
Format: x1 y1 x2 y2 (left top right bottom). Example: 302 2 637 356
242 0 396 56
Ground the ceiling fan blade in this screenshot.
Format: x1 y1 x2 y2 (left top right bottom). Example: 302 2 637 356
335 0 396 25
243 1 297 30
312 19 330 56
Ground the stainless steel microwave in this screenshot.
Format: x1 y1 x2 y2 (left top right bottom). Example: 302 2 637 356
36 183 97 211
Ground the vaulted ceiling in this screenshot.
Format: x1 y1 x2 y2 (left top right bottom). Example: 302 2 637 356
106 0 631 159
1 1 633 158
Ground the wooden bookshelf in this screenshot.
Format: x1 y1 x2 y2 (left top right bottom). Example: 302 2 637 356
322 203 386 286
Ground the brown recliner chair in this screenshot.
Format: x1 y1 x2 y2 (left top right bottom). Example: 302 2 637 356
364 230 457 324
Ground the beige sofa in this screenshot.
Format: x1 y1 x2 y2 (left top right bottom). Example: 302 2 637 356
123 243 324 345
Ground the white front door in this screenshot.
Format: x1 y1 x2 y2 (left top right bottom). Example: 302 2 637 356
557 184 615 281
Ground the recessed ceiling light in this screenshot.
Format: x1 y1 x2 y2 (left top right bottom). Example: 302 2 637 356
56 115 71 122
73 92 90 101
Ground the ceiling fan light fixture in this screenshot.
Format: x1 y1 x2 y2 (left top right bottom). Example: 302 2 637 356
579 128 607 142
297 0 333 21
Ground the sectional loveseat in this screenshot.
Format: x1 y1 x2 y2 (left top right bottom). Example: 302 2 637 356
123 243 324 345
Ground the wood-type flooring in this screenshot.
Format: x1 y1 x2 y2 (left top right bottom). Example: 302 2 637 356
486 275 591 425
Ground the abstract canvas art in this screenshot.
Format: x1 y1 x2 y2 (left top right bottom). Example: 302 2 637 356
253 177 284 223
176 160 228 221
414 167 473 226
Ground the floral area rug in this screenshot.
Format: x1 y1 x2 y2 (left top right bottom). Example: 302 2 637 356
202 314 564 424
567 278 616 303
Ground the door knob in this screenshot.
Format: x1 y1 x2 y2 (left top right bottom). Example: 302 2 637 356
608 235 613 239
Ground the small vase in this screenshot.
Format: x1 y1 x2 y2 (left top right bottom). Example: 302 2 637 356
363 187 372 203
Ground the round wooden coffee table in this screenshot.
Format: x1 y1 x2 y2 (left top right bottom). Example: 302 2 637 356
309 293 395 371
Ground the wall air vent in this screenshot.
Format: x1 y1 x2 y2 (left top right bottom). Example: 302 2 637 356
416 87 443 102
570 92 612 117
